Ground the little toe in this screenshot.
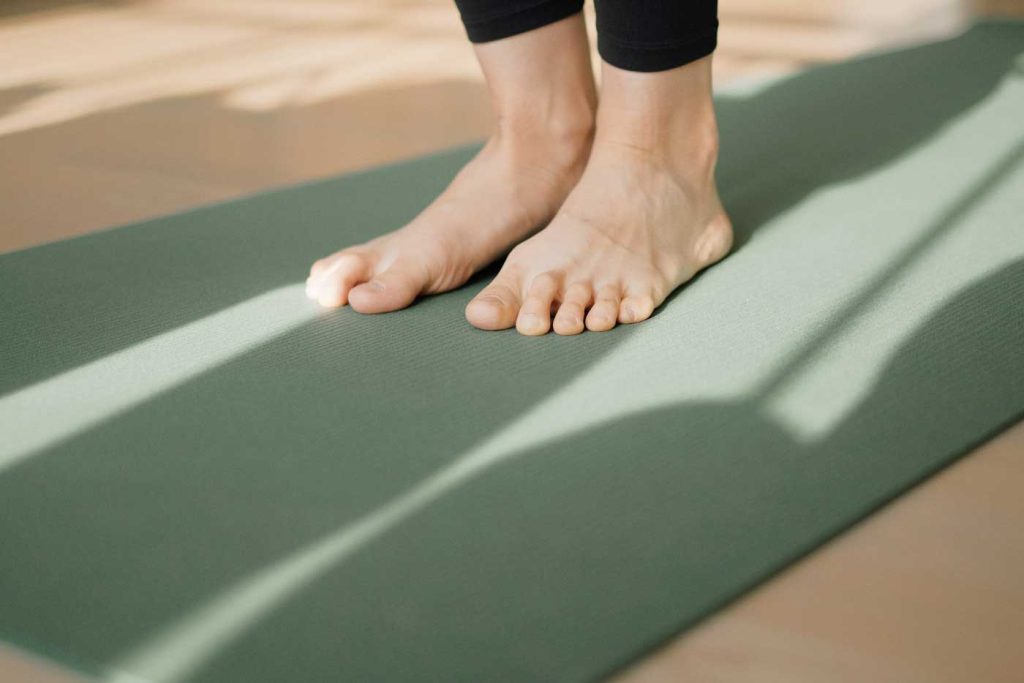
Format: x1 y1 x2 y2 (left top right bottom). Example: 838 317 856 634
585 285 621 332
465 274 523 331
306 256 335 299
517 272 560 336
553 283 591 336
313 253 371 307
308 256 333 280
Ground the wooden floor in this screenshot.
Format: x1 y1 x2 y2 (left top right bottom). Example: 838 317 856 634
1 1 1022 681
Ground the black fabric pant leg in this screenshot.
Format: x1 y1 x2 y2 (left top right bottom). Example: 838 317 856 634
594 0 717 72
453 0 717 72
454 0 585 43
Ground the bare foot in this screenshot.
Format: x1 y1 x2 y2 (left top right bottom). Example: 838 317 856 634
465 56 733 335
305 15 596 313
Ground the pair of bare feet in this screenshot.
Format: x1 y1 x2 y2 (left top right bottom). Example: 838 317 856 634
305 15 733 336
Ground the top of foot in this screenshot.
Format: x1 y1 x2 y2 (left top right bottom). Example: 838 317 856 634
464 132 732 336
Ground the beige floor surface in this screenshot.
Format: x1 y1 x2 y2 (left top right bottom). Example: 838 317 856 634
0 1 1021 681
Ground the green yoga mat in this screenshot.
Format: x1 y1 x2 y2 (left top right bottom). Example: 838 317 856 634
1 22 1023 683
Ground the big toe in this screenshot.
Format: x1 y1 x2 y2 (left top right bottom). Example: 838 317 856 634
348 265 425 314
466 278 521 331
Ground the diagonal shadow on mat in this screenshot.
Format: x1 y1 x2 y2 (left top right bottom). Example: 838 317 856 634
186 259 1021 683
88 126 1024 683
0 21 1021 681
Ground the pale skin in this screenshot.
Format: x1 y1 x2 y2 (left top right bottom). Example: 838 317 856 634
305 13 732 335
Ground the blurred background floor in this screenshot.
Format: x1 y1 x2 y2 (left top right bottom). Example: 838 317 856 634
1 1 1022 682
1 0 1021 253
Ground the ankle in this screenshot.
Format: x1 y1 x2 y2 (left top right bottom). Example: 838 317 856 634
593 56 719 176
594 112 717 164
492 96 596 171
496 105 595 149
474 14 597 171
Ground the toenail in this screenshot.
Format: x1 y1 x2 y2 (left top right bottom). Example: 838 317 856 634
556 318 581 334
365 280 384 291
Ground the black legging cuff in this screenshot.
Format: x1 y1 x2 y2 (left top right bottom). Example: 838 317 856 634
459 0 585 43
597 23 718 72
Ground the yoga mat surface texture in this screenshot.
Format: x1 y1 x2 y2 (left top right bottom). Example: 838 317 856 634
2 22 1023 683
